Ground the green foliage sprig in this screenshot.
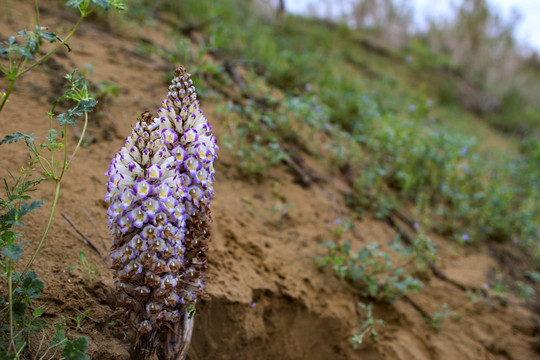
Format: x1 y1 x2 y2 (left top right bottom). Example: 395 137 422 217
315 239 424 301
351 302 384 348
0 2 125 358
0 0 125 112
0 70 96 359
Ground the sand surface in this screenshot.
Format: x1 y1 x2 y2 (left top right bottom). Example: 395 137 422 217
0 2 539 359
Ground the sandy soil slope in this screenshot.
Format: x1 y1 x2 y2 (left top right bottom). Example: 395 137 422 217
0 2 539 359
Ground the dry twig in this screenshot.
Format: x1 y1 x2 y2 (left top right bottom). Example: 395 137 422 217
62 213 110 267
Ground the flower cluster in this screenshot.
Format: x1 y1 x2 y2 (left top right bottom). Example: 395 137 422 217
105 66 216 340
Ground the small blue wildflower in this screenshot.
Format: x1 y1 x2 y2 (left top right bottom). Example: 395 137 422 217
405 55 412 64
461 233 470 242
408 105 416 112
362 94 369 104
461 147 468 156
413 222 419 230
305 83 312 91
314 105 321 113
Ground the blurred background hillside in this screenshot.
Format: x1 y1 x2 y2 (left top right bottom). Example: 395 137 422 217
280 0 540 133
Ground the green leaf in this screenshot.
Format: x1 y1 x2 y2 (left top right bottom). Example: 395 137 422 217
33 307 44 317
26 317 47 332
0 132 34 146
65 0 84 8
55 100 98 125
0 44 7 58
13 271 44 300
19 200 43 217
51 328 66 347
92 0 109 10
62 337 90 360
11 300 27 320
368 282 378 297
1 243 24 261
527 271 540 284
109 0 127 10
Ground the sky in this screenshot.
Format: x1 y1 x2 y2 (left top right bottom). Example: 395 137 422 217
285 0 540 51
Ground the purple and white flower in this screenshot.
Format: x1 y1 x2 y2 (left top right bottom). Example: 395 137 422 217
105 65 216 356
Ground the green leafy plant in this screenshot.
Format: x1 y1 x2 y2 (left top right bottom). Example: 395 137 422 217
429 303 458 331
78 251 98 285
351 302 383 348
0 0 125 112
0 70 96 359
71 309 91 332
0 2 125 358
315 239 424 301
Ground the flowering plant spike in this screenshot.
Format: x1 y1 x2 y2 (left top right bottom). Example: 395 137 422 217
105 65 216 359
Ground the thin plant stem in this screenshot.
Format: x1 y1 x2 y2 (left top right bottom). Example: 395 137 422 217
34 0 40 27
7 261 13 353
61 123 68 177
21 111 89 278
65 112 89 170
18 15 85 77
32 331 46 360
38 338 66 360
0 79 16 113
20 180 61 278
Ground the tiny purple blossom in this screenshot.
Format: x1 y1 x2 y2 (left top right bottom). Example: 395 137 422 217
129 207 148 228
117 216 131 234
163 196 180 214
119 189 135 210
172 145 187 163
155 183 172 202
185 157 201 176
134 179 153 198
147 164 162 180
142 198 160 218
162 128 178 144
184 129 198 143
